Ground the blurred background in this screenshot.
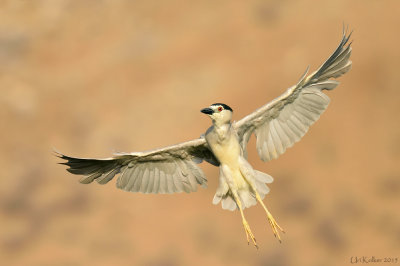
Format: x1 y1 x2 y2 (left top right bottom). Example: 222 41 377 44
0 0 399 265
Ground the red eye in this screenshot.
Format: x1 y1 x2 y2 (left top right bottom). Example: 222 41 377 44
218 107 223 112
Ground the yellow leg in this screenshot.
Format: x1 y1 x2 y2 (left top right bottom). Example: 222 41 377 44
254 192 285 242
231 192 258 249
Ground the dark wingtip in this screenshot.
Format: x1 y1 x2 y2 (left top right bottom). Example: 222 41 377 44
341 23 353 47
307 26 353 83
52 147 63 158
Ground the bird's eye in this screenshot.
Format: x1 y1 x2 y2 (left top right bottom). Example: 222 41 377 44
218 107 223 112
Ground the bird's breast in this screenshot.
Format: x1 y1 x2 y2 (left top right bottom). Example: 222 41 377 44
207 130 241 167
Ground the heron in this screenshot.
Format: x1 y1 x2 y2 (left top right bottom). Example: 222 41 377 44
56 29 352 248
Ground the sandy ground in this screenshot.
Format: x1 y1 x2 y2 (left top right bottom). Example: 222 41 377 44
0 1 399 265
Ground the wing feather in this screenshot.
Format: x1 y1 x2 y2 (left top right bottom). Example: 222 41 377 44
159 170 167 194
145 168 155 194
166 173 174 194
80 172 101 184
131 167 143 192
140 168 150 193
152 167 160 194
172 168 184 193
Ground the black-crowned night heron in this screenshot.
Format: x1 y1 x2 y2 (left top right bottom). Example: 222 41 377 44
56 29 352 248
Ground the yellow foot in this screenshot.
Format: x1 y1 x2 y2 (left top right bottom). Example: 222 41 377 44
242 219 258 249
255 193 285 243
266 212 285 243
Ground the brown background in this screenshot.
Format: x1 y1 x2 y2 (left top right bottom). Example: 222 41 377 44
1 1 399 266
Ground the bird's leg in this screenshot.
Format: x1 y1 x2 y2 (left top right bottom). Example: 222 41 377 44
231 192 258 249
253 191 284 242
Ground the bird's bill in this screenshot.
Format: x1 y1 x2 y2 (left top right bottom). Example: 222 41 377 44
201 107 214 115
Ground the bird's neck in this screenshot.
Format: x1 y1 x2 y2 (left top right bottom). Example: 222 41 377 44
212 119 231 128
212 120 231 141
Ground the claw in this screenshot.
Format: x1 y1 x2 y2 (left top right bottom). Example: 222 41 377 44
266 214 284 242
242 219 258 248
253 192 285 243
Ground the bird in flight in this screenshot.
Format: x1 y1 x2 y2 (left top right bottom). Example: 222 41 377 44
56 29 352 248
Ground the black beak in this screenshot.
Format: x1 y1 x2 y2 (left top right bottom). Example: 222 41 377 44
201 107 214 115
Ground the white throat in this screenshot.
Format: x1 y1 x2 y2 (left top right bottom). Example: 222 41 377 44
212 121 231 141
212 119 231 128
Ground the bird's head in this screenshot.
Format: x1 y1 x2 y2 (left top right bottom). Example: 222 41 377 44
201 103 233 125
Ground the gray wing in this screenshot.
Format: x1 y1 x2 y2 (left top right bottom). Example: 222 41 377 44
56 137 219 194
235 29 352 161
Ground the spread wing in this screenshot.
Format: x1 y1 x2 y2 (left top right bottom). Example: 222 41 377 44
56 137 219 194
235 29 352 161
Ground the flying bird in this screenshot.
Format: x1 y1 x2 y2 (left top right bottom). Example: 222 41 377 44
56 29 352 248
